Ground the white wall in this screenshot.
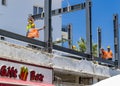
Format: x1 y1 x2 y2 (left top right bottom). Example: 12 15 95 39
0 0 62 41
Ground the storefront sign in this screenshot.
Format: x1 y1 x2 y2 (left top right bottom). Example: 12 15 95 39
19 66 28 81
0 59 52 84
0 65 17 78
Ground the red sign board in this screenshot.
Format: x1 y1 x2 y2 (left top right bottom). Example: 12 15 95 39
0 59 52 84
0 65 45 82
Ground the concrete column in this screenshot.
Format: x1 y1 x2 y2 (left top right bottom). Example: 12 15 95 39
75 76 79 86
93 77 98 84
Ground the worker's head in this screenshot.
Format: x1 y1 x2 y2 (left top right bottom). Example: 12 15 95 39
107 46 110 48
100 48 104 51
31 23 35 28
72 45 76 49
28 16 34 24
107 46 110 51
28 19 34 24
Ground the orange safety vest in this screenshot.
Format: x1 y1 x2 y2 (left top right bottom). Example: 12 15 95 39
106 50 113 59
101 50 107 59
27 28 39 38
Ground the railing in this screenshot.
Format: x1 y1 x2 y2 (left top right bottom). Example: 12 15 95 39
0 29 116 67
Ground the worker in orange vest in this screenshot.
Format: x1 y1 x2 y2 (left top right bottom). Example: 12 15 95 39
26 16 45 39
106 46 113 60
27 27 45 38
100 48 107 59
26 16 35 37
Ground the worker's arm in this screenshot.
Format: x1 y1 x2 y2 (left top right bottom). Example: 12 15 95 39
111 51 113 57
26 24 30 31
38 26 45 31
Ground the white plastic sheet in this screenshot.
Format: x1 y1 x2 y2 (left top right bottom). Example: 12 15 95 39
92 74 120 86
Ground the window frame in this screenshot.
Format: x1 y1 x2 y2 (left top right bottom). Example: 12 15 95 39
33 6 37 15
33 6 43 15
1 0 7 6
38 7 43 14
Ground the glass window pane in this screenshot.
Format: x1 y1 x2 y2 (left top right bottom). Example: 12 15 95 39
2 0 6 6
33 6 37 15
38 7 43 14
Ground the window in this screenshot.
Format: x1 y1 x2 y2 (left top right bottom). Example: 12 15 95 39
38 7 43 14
1 0 6 6
33 6 43 15
79 77 93 85
62 25 68 32
33 6 37 15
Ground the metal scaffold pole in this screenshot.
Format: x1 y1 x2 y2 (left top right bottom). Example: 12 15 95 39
44 0 52 53
97 27 101 57
113 14 120 68
86 0 92 58
68 24 72 49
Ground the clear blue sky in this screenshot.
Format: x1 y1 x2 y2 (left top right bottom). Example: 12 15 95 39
62 0 120 53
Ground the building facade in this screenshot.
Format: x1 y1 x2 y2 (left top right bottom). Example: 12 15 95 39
0 0 62 41
0 0 120 86
0 40 119 86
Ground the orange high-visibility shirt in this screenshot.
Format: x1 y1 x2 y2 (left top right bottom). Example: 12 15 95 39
101 50 107 59
27 28 39 38
106 50 113 59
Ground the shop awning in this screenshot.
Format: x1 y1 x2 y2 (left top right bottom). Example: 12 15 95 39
0 77 54 86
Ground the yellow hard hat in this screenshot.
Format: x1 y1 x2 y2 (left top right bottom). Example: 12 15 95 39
31 23 35 26
72 45 76 48
107 46 110 48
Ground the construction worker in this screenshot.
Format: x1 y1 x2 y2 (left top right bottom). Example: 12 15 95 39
26 16 35 37
27 27 45 38
72 45 77 51
106 46 113 60
26 17 45 49
100 48 107 59
26 16 45 39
